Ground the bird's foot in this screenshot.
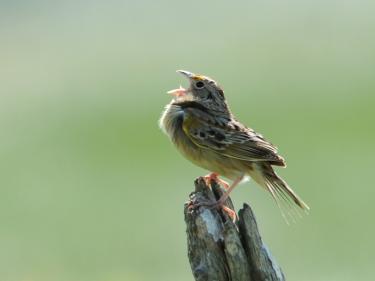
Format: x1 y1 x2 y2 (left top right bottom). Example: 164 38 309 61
187 197 237 222
221 205 237 222
203 173 230 189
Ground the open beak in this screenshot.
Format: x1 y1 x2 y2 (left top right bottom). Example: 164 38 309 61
167 70 195 97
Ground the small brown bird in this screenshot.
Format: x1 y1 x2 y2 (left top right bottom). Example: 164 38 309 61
159 70 309 221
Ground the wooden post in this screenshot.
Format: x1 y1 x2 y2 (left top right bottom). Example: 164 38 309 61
184 177 285 281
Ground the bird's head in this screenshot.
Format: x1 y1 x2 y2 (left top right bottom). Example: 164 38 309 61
168 70 228 111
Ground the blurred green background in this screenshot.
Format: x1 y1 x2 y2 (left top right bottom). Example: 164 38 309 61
1 1 374 280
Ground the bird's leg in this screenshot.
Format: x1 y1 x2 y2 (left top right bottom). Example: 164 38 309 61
203 172 230 189
216 174 245 206
191 174 245 222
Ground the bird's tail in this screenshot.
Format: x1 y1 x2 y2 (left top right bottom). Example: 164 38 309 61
249 163 310 223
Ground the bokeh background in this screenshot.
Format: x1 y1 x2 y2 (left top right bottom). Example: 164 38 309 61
1 1 374 280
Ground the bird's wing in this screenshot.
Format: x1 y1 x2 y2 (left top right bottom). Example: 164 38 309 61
182 107 285 165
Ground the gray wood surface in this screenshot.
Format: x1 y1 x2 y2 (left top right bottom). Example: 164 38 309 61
184 177 285 281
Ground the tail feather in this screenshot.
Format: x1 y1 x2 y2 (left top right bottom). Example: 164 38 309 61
249 163 309 223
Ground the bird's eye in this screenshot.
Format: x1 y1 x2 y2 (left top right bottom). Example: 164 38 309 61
195 81 204 89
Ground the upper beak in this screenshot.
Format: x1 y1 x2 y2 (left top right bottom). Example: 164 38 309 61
176 70 195 79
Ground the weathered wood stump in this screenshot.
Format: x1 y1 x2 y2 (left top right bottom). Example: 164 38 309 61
184 177 285 281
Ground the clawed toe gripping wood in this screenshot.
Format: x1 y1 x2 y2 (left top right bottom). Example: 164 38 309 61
184 177 285 281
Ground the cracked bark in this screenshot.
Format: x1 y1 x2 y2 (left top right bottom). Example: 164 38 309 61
184 177 285 281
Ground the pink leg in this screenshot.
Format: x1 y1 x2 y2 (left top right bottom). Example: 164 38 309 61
203 172 230 189
216 174 245 205
192 174 245 222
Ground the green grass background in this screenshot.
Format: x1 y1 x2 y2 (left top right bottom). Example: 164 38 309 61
1 1 374 280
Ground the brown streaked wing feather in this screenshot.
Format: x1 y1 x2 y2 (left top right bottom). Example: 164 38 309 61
182 107 285 165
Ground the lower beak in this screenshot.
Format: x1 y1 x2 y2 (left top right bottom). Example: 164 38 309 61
167 85 187 97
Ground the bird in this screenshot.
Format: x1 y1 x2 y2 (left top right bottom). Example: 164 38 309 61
159 70 309 222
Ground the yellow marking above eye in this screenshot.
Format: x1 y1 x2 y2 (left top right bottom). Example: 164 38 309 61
192 75 205 81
